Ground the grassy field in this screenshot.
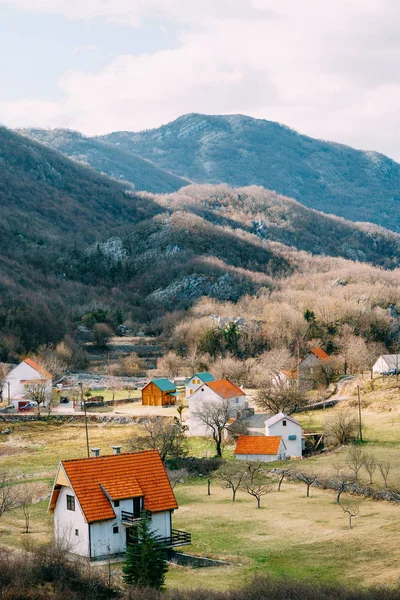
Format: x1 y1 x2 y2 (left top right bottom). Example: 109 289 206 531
1 377 400 591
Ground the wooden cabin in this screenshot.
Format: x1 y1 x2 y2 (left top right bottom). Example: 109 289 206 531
141 378 178 406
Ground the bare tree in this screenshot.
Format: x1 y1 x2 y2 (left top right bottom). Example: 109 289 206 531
324 410 358 447
130 418 188 462
20 484 35 534
218 463 246 501
296 472 318 497
346 446 364 482
256 378 306 415
363 453 377 485
192 399 235 457
340 501 360 529
378 460 391 487
24 381 50 416
241 472 273 508
277 469 291 492
333 474 355 504
176 400 185 423
0 473 21 518
0 363 9 403
166 468 188 489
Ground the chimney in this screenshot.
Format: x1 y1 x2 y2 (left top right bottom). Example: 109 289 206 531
91 448 100 458
112 445 121 455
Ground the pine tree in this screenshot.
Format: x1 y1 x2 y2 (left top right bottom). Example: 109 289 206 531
122 511 168 590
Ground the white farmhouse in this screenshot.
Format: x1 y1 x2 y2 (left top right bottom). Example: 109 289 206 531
372 354 400 375
185 372 215 399
265 412 303 457
188 378 247 436
1 358 52 408
235 435 287 462
49 448 190 560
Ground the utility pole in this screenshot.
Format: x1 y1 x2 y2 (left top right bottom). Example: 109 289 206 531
79 382 90 457
357 385 363 442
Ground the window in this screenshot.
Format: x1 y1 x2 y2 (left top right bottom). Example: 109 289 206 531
113 526 119 534
75 529 79 536
66 495 75 511
282 420 287 427
192 380 196 384
190 389 193 395
197 379 200 384
114 500 120 507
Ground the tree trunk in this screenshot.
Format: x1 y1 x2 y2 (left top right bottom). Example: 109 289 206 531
336 488 343 503
349 515 352 529
306 483 310 497
207 479 211 496
232 489 236 501
216 439 222 458
257 496 261 508
278 474 284 491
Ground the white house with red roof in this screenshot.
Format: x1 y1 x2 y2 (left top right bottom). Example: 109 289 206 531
265 412 303 457
235 435 287 462
49 448 191 560
188 378 247 436
298 348 331 388
1 358 52 408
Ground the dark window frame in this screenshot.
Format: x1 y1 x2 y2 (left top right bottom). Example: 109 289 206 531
66 494 75 511
113 525 119 534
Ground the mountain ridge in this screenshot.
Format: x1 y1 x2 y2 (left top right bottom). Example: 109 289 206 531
97 112 400 231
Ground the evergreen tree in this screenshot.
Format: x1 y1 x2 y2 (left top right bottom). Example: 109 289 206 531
122 511 168 590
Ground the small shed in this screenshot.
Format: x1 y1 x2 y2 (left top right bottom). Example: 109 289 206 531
235 435 286 462
141 379 177 406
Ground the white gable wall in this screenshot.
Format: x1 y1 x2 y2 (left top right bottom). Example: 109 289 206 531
185 376 204 399
188 386 246 436
372 356 400 374
266 418 302 457
54 485 89 557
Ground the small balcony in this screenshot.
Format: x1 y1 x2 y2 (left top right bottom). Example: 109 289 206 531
121 510 142 525
156 529 191 548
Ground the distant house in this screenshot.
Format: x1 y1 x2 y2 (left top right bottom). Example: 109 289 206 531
1 358 52 409
235 435 287 462
298 348 331 388
49 448 190 559
188 378 247 436
185 372 215 399
372 354 400 375
265 412 303 458
141 378 178 406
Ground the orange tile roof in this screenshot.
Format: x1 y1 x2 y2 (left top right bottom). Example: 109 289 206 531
207 379 244 399
235 435 283 455
310 348 330 361
280 369 299 380
54 450 177 523
101 478 143 501
24 358 52 379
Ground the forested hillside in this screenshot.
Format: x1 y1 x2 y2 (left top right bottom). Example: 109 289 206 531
1 125 400 359
99 113 400 231
19 128 188 193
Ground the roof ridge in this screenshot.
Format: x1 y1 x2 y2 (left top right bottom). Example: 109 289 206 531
61 449 159 464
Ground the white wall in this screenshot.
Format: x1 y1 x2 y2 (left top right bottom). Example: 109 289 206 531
90 518 126 558
189 387 247 436
372 356 389 374
266 418 302 457
54 485 90 557
186 376 204 399
150 510 171 539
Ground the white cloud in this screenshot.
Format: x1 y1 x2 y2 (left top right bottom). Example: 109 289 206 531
73 44 98 54
1 0 400 159
0 100 64 129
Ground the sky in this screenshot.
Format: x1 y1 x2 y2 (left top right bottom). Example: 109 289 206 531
1 0 400 160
